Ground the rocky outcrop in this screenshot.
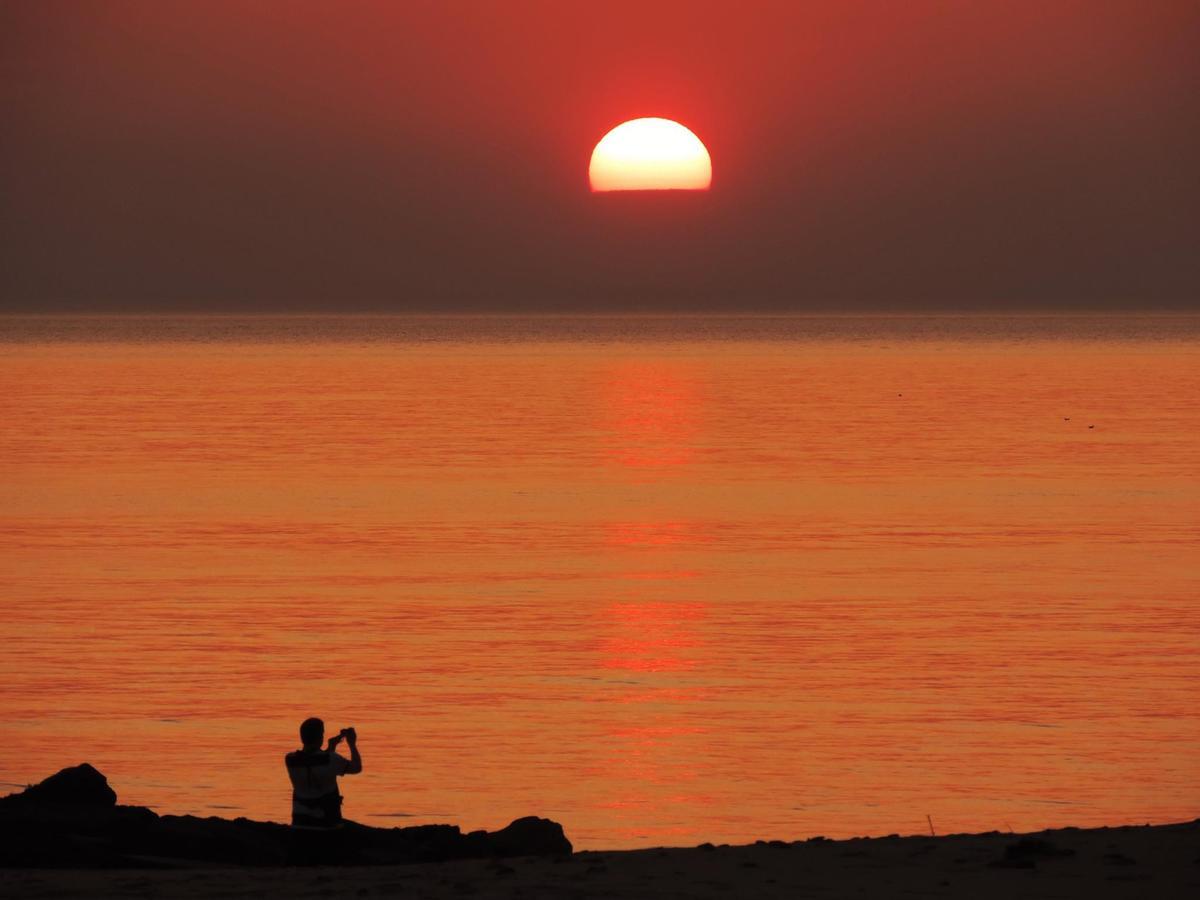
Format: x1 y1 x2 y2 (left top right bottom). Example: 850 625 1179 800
486 816 575 858
0 765 571 868
0 763 116 810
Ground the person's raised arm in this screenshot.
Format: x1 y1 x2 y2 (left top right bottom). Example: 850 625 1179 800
345 729 362 774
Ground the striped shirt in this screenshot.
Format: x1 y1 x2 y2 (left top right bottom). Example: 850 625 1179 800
285 749 351 828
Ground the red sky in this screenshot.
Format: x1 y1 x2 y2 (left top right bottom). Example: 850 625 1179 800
2 0 1198 311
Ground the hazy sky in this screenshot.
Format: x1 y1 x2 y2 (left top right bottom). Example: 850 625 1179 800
2 0 1198 312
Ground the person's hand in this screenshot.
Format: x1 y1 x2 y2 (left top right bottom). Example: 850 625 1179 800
327 733 344 749
343 727 357 745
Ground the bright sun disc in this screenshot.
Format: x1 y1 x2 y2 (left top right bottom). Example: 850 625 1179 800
589 118 712 192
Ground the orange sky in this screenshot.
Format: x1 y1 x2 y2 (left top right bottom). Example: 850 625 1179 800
2 0 1198 311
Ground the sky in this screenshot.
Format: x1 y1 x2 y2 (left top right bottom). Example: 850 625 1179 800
2 0 1198 312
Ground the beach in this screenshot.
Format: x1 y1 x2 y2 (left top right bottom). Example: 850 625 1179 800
4 819 1197 899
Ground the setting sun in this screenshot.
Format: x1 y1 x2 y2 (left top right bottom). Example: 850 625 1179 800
589 117 712 192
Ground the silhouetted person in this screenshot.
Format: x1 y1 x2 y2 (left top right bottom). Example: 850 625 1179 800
285 717 362 863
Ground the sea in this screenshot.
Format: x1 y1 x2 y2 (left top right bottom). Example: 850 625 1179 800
2 315 1197 849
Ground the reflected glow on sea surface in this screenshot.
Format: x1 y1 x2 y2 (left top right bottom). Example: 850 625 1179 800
1 316 1198 848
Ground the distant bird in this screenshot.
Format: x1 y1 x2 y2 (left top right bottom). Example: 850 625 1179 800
1063 417 1070 421
1089 424 1095 429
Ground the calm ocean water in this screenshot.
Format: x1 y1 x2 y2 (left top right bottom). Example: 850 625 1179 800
2 315 1197 848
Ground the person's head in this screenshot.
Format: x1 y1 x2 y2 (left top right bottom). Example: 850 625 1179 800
299 717 324 750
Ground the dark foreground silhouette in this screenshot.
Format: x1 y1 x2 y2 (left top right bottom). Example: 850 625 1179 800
0 764 571 868
286 718 362 832
2 766 1197 900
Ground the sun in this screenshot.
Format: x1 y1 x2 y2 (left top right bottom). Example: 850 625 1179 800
589 118 712 192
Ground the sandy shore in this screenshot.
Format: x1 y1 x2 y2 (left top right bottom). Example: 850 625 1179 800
4 819 1197 899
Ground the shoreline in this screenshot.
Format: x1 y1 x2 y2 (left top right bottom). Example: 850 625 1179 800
3 766 1196 898
4 819 1198 899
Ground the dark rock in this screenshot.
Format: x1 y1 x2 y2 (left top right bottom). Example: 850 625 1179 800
151 815 290 866
0 763 116 809
987 836 1077 870
1003 838 1076 861
485 816 572 858
0 764 573 869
